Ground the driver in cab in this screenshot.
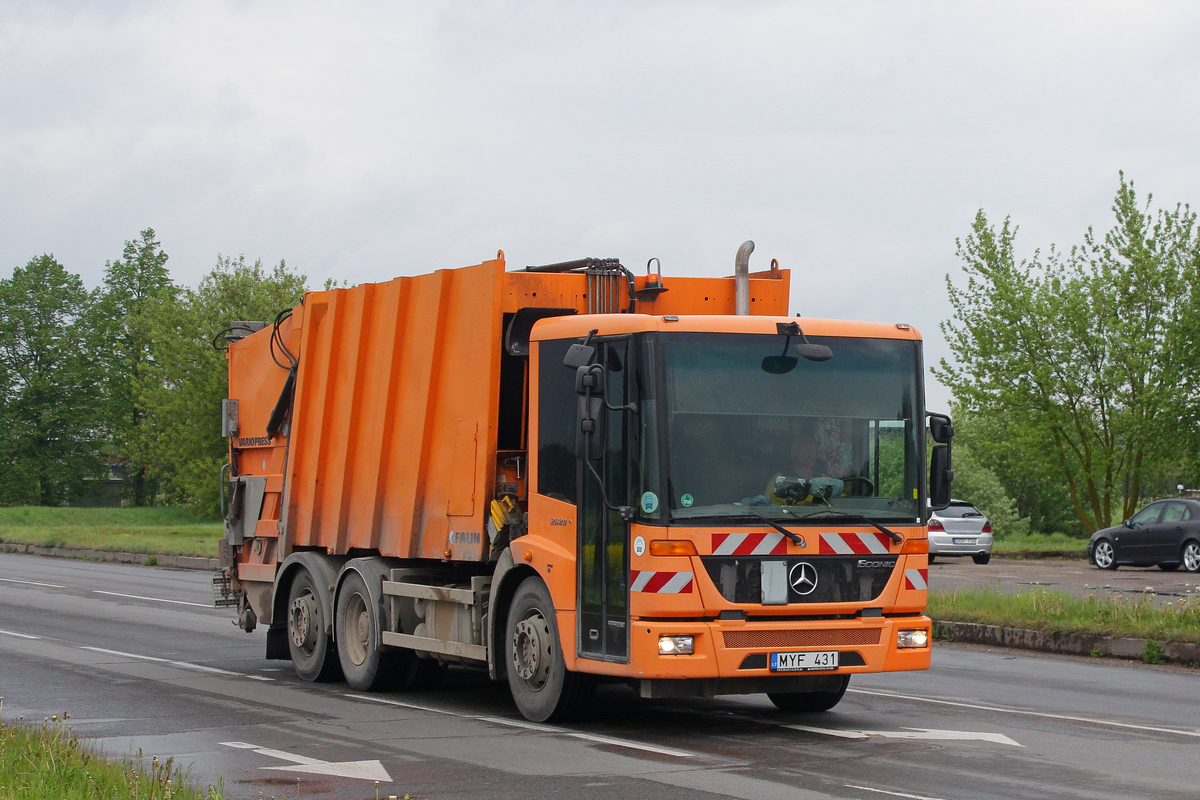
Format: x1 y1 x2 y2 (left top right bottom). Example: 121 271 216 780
765 423 845 505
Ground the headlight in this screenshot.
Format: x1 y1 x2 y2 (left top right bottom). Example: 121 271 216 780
658 635 694 655
897 628 929 649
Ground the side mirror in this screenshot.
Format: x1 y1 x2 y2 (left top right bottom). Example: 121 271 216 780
928 413 954 444
1123 519 1133 529
575 364 605 460
929 444 952 510
576 394 605 460
794 342 833 362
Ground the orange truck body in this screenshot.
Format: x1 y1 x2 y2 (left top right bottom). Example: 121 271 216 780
221 250 936 720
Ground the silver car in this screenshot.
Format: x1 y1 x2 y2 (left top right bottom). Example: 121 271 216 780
928 500 993 565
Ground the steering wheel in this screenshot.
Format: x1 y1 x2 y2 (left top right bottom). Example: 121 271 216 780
841 476 875 495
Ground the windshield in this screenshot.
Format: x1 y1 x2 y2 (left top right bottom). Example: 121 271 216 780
641 332 923 525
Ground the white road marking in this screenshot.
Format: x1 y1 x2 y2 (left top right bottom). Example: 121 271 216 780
347 694 696 759
0 577 66 588
0 628 41 639
93 590 212 608
845 785 949 800
220 742 392 781
849 687 1200 740
787 724 1021 747
80 646 268 681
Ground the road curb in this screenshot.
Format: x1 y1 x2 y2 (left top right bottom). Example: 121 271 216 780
3 543 218 572
933 619 1200 666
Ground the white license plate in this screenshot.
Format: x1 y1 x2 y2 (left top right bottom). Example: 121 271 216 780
952 538 976 545
769 650 839 672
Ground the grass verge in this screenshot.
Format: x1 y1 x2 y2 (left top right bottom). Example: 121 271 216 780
0 708 221 799
0 507 220 559
928 587 1200 644
993 532 1087 555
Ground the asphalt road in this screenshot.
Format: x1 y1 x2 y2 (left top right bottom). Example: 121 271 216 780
2 553 1198 800
931 554 1200 605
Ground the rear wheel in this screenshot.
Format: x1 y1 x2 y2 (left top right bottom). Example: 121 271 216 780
1092 539 1117 570
1182 541 1200 573
505 576 594 722
336 571 404 691
287 568 341 682
972 553 991 565
927 555 937 564
768 675 850 713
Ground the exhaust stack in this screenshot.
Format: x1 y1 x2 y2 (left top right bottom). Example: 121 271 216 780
735 240 754 315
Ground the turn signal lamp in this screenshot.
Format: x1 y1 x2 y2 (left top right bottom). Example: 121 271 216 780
982 522 992 533
649 540 699 557
901 537 928 554
897 629 929 649
927 518 944 532
658 635 695 655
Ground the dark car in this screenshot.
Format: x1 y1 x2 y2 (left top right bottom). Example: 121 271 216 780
1088 499 1200 572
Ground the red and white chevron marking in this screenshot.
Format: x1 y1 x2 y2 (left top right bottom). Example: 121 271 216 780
904 568 928 591
818 531 893 555
711 532 787 556
630 570 694 593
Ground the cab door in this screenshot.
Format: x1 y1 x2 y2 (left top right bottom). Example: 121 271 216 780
577 339 631 662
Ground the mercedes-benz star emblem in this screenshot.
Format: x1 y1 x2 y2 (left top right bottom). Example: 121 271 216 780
789 562 818 596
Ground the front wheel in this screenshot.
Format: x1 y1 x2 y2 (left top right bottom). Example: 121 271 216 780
287 568 342 682
768 675 850 713
505 576 594 722
1182 541 1200 573
1092 539 1117 570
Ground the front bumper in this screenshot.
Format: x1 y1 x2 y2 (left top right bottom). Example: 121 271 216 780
629 615 932 684
928 532 993 556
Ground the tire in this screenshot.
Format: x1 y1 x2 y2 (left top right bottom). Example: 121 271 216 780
287 568 342 682
972 552 991 565
1092 539 1117 570
768 675 851 713
335 571 403 691
1182 541 1200 573
927 555 936 564
1158 563 1180 572
505 576 594 722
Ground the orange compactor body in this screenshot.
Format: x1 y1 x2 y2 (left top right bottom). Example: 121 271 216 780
220 251 938 722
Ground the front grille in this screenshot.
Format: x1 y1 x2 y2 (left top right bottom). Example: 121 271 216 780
701 555 897 604
723 628 882 649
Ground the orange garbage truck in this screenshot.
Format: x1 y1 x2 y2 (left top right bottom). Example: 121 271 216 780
217 242 954 722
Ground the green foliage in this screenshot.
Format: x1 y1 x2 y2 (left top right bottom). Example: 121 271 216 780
0 506 221 557
0 712 223 799
929 587 1200 645
91 229 178 506
952 405 1079 536
1142 639 1166 664
134 256 306 512
947 442 1030 539
0 255 104 505
939 175 1200 534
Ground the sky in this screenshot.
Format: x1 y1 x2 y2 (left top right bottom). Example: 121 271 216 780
4 1 1200 413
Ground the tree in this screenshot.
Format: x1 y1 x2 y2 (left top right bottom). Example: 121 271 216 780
948 441 1030 540
92 229 178 505
134 256 307 512
938 175 1199 534
0 255 103 505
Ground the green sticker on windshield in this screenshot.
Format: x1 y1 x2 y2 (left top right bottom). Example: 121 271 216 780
640 492 659 514
681 493 694 508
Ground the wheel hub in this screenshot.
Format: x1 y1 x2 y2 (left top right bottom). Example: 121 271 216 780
513 613 552 686
289 592 318 650
346 593 371 666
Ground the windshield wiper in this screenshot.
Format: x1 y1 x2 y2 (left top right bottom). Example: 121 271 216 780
674 512 806 546
780 508 903 545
